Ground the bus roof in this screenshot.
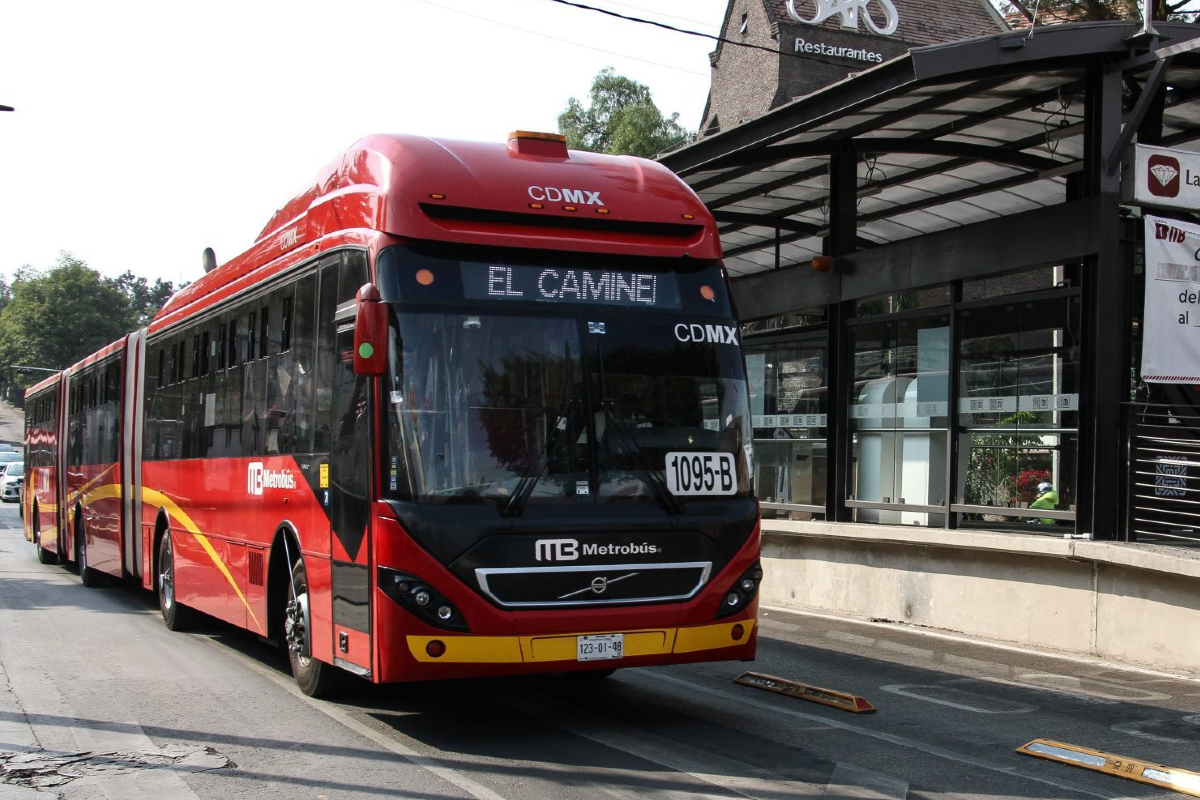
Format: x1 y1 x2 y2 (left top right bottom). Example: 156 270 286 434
25 372 61 399
152 133 720 333
66 335 127 374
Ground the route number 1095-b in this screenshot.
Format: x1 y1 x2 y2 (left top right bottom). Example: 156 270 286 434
664 452 736 496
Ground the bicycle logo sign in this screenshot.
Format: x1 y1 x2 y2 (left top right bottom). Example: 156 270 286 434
786 0 900 36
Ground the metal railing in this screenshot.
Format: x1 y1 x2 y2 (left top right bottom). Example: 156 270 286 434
1126 403 1200 543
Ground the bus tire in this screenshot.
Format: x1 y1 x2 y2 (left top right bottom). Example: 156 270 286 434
77 517 103 588
285 557 344 699
157 532 196 631
34 512 56 565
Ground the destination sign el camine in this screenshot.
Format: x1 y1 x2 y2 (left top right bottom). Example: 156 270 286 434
462 263 681 309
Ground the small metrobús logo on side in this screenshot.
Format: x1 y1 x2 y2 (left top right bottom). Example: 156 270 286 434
1148 153 1181 198
247 462 296 496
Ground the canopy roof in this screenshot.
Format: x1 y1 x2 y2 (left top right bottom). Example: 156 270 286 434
662 21 1200 278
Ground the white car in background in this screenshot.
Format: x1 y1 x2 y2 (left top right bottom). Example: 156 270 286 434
1 461 23 502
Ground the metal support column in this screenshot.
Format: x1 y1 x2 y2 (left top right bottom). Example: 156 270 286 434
825 152 857 522
1077 68 1126 540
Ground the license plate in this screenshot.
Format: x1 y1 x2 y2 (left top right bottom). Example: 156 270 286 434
577 633 624 661
665 452 738 496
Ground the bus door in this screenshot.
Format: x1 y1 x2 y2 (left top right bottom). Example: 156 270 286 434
328 321 373 675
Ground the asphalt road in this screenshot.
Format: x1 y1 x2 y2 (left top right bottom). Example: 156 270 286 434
1 502 1198 800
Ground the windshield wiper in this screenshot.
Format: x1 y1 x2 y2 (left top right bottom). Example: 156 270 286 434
600 400 683 516
501 396 580 517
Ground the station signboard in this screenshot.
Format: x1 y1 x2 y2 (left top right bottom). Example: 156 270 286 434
1126 144 1200 210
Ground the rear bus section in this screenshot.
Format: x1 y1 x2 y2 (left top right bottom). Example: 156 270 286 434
23 375 64 563
63 337 138 586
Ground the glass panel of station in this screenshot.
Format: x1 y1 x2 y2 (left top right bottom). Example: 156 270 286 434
740 270 1080 533
847 290 951 526
743 308 828 520
956 292 1081 531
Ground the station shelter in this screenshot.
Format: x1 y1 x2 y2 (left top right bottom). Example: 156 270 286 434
662 20 1200 544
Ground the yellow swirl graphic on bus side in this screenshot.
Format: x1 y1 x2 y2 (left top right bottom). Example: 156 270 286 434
67 478 263 634
140 487 263 634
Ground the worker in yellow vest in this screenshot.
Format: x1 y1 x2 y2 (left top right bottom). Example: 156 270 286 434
1030 481 1059 525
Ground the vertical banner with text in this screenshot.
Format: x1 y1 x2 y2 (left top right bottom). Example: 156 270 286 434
1143 215 1200 383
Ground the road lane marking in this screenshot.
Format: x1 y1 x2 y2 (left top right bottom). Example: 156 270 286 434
977 676 1118 705
500 692 829 799
879 684 1035 714
198 637 510 800
1111 720 1191 745
1112 715 1200 745
635 671 1129 800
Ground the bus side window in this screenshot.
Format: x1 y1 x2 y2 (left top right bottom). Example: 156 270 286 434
223 311 243 458
260 303 271 360
247 311 257 364
339 250 369 304
314 262 340 455
264 289 284 455
281 295 293 353
292 274 317 454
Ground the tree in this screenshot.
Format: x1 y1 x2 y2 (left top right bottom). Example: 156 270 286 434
114 271 179 327
558 68 691 158
0 253 184 396
992 0 1199 23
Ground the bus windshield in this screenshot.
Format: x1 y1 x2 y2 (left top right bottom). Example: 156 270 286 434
378 246 752 509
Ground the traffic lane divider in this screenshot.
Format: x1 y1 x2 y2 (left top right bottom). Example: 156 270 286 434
1018 738 1200 797
735 671 877 714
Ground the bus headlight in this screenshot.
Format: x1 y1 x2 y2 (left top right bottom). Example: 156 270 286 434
716 561 762 619
378 567 468 632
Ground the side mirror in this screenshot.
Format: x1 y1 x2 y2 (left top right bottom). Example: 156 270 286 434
353 284 389 377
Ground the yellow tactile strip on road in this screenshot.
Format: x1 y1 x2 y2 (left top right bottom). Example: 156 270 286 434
1018 738 1200 797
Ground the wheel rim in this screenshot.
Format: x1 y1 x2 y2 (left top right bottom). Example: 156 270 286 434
159 538 174 611
285 582 312 666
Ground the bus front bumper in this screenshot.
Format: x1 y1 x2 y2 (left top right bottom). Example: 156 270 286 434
403 618 755 666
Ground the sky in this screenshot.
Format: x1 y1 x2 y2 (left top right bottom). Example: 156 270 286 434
0 0 729 287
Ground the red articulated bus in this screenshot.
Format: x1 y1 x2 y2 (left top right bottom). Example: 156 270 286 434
27 132 762 696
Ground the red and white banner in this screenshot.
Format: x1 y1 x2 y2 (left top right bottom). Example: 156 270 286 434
1143 214 1200 383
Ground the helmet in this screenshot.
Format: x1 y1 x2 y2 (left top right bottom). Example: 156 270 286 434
1037 482 1052 493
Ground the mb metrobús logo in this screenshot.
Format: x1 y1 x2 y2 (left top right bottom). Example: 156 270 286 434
247 462 297 495
1149 153 1182 198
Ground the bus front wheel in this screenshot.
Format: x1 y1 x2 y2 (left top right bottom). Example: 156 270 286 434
285 557 344 698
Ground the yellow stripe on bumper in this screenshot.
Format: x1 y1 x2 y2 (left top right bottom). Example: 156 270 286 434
406 619 754 664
